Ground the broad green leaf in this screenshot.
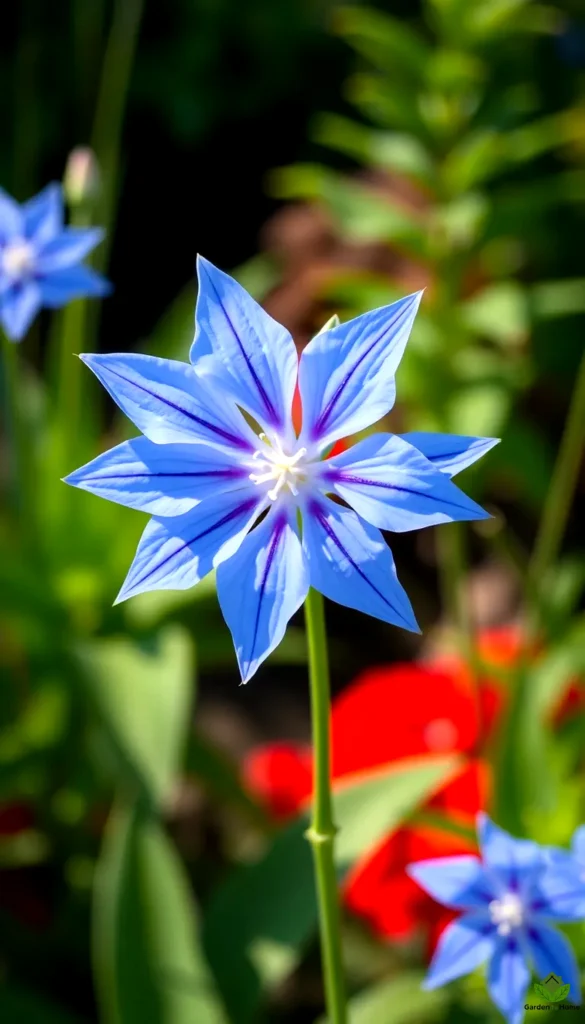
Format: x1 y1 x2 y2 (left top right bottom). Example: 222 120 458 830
534 983 549 999
318 971 449 1024
333 756 462 868
203 754 462 1024
528 620 585 720
93 801 227 1024
78 627 194 810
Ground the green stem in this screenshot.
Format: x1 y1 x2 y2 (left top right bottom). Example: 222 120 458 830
528 348 585 597
437 523 482 741
2 333 31 536
90 0 144 277
497 349 585 834
304 588 347 1024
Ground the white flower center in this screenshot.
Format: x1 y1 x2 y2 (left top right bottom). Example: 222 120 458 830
2 239 35 279
489 892 524 936
249 435 309 502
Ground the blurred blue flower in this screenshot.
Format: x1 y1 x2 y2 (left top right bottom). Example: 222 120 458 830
66 256 497 682
0 183 109 341
540 824 585 918
408 814 583 1024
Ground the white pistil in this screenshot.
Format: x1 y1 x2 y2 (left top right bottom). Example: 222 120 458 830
489 892 524 936
249 441 308 502
2 239 35 279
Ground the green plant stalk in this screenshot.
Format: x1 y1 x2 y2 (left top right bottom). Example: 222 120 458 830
497 348 585 833
304 588 347 1024
1 332 33 544
528 347 585 598
90 0 144 277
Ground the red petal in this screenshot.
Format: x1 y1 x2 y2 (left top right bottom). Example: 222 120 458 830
344 823 478 944
242 742 312 820
331 664 478 777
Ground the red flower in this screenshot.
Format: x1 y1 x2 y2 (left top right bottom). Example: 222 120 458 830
292 384 347 457
243 661 495 951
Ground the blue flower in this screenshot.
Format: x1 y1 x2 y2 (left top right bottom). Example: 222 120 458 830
540 825 585 918
0 183 109 341
65 256 497 682
407 814 583 1024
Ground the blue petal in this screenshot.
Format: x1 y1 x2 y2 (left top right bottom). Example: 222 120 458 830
572 824 585 864
524 922 581 1003
407 856 494 910
0 188 24 240
38 264 111 305
534 855 585 920
190 256 298 440
115 489 263 603
216 507 309 683
0 283 41 341
487 936 530 1024
64 436 249 515
325 433 491 533
80 352 258 450
423 914 495 990
22 183 62 247
36 227 104 272
302 495 420 633
298 291 422 451
399 432 500 478
477 814 543 891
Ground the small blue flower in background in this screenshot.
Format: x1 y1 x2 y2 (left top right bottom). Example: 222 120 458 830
0 183 109 341
65 256 497 682
407 814 583 1024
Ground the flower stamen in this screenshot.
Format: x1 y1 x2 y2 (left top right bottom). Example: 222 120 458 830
489 892 524 936
2 239 35 279
249 441 308 503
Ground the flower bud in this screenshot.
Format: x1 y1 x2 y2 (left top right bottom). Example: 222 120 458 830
63 147 100 206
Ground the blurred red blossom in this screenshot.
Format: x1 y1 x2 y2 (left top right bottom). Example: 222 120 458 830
243 624 582 953
243 659 496 954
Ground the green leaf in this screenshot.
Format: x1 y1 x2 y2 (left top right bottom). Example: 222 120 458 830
533 983 550 1000
531 279 585 321
314 115 434 185
460 282 528 347
553 983 571 1002
333 7 429 81
78 627 194 810
93 801 228 1024
442 129 505 193
269 165 425 253
318 972 449 1023
203 754 462 1024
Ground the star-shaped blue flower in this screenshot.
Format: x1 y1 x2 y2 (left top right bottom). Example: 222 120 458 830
65 256 498 682
407 814 583 1024
0 183 109 341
